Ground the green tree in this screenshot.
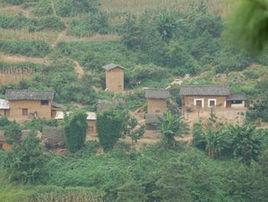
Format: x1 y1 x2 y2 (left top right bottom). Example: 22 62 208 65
64 111 88 153
159 111 187 147
193 122 206 150
228 0 268 52
96 108 125 151
231 124 263 165
4 131 47 184
4 121 22 145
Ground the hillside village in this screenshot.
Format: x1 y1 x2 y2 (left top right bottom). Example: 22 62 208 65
0 63 250 149
0 0 267 201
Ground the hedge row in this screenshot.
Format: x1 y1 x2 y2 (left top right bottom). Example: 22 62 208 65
0 15 65 32
0 40 51 57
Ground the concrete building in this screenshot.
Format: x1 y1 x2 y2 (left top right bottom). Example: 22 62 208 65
5 89 54 122
103 64 124 93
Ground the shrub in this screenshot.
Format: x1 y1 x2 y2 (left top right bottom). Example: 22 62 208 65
33 0 100 17
4 132 47 184
4 121 22 145
0 40 51 57
97 108 125 151
64 111 88 153
0 15 65 32
67 11 109 37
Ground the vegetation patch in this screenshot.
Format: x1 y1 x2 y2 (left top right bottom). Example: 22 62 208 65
0 40 51 57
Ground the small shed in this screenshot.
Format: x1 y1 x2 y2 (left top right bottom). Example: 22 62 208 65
86 112 97 140
145 89 170 114
103 64 125 93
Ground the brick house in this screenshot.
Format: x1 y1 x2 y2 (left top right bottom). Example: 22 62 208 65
180 85 247 110
145 89 170 129
103 64 124 93
5 89 54 122
145 89 170 114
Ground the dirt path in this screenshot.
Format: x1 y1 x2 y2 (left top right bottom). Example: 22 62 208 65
0 54 49 64
73 60 85 79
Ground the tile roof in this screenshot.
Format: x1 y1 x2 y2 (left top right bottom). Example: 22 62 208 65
102 63 124 71
180 85 230 96
227 93 247 101
145 89 170 99
5 89 54 101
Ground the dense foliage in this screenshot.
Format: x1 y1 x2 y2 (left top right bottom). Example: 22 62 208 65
4 121 22 145
4 132 47 184
0 15 65 32
64 111 88 153
227 0 268 52
0 40 51 57
96 108 125 151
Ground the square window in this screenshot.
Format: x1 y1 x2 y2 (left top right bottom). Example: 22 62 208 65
22 108 28 116
41 100 49 105
209 100 216 107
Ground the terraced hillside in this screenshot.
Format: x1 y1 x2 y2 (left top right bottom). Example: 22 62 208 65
0 0 267 110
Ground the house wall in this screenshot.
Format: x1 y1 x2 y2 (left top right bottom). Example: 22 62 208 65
8 100 52 122
148 98 167 114
182 95 227 110
231 101 246 109
105 68 124 93
86 120 97 140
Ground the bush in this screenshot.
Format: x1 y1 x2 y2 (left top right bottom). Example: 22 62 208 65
4 121 22 145
67 11 109 37
4 132 47 184
96 108 125 151
33 0 100 17
0 15 65 32
0 40 51 57
64 111 88 153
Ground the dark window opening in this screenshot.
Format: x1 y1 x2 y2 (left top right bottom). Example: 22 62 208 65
231 100 243 104
22 108 28 116
209 100 216 107
41 100 49 105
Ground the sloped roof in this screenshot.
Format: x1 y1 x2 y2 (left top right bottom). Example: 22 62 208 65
227 93 247 101
180 85 230 96
102 63 124 71
0 99 9 109
6 89 54 101
145 89 170 99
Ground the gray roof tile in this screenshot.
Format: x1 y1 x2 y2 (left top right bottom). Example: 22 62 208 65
6 89 54 101
145 89 170 99
180 85 230 96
